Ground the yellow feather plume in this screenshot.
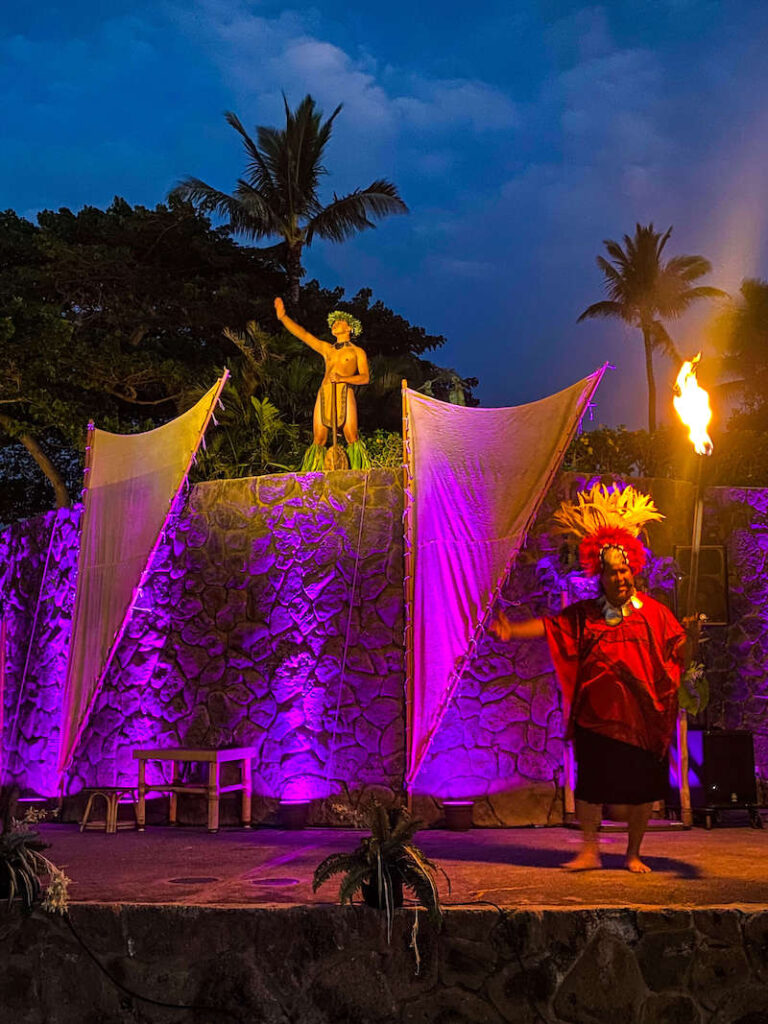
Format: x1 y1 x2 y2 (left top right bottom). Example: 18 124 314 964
552 483 663 539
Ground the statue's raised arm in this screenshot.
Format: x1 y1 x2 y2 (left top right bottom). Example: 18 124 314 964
274 297 329 355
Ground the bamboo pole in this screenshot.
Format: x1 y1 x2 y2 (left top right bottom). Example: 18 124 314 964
677 469 704 827
559 590 577 821
401 380 416 811
0 614 6 782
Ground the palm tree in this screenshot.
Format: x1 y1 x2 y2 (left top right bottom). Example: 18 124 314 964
709 278 768 429
171 95 408 306
578 224 725 432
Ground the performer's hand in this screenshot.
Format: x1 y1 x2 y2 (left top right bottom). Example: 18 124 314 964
274 297 285 320
329 371 343 383
489 611 513 642
682 614 704 639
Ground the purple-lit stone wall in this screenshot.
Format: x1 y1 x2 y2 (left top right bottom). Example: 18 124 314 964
701 487 768 779
0 507 81 795
3 474 768 825
414 554 566 825
67 471 406 821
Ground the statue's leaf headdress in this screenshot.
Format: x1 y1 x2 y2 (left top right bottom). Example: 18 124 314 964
327 310 362 337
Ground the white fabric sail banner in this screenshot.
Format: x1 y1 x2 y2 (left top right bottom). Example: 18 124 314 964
404 367 606 786
57 376 228 777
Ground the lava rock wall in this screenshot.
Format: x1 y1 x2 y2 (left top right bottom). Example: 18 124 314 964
67 470 406 822
2 473 767 825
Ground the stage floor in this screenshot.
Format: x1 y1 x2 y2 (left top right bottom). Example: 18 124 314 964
40 820 768 909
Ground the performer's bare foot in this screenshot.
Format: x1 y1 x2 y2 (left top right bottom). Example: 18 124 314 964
563 847 602 871
625 855 652 873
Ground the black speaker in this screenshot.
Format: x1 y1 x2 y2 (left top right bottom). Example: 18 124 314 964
687 730 757 808
673 545 729 625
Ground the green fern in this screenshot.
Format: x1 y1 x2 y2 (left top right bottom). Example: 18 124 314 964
311 800 446 928
311 852 358 892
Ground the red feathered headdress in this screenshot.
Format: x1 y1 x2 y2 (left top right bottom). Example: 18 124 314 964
552 483 664 577
577 526 647 577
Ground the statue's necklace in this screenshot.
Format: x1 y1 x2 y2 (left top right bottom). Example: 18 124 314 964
333 341 351 350
599 593 643 625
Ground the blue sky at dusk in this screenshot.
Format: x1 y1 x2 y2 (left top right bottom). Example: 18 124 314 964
3 1 768 428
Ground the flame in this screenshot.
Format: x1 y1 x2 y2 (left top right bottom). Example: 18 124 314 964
673 354 713 455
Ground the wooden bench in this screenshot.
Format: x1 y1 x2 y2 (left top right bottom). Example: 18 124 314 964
133 747 257 833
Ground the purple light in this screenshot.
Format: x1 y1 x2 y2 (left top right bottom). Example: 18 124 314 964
3 477 767 820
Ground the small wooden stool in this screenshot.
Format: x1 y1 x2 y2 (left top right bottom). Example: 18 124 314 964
80 787 137 834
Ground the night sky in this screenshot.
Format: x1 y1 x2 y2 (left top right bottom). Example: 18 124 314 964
3 0 768 428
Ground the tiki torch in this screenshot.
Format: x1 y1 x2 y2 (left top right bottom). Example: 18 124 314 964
672 352 713 825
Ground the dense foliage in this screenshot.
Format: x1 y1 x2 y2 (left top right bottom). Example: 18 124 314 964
564 423 768 488
3 194 768 527
0 199 470 523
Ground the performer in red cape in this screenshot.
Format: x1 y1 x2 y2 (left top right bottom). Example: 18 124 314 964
491 483 692 873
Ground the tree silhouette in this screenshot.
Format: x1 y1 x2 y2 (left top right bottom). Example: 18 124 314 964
579 224 724 431
171 95 407 305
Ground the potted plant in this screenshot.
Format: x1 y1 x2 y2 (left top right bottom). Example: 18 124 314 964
0 786 69 913
312 801 445 928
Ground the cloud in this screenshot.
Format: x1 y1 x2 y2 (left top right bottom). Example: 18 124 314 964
427 257 496 280
173 0 517 148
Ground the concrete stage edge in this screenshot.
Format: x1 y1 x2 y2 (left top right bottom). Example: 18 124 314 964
2 824 768 1023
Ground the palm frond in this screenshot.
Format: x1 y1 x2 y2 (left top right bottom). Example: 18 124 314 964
647 320 680 360
170 178 275 240
602 238 628 267
664 254 712 282
224 111 277 199
680 285 728 301
390 809 423 843
230 181 286 236
595 257 624 288
312 852 359 891
398 863 441 925
338 863 370 905
306 182 408 244
577 301 626 323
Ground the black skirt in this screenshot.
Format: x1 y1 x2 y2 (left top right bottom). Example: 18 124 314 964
573 726 668 805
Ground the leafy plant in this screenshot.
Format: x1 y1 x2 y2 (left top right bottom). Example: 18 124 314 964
0 787 69 913
361 429 402 469
312 802 445 931
679 661 710 716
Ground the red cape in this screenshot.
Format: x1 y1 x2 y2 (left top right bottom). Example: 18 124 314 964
543 593 686 757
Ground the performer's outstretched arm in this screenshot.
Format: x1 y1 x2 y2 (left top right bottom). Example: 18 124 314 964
489 610 545 641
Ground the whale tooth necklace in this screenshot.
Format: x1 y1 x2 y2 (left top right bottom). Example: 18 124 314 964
599 592 643 625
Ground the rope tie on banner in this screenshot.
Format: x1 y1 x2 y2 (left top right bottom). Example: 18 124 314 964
324 474 370 792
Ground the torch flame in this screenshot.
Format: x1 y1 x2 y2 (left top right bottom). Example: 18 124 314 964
673 353 713 455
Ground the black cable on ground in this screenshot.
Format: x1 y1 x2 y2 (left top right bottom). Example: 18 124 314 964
62 912 244 1022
